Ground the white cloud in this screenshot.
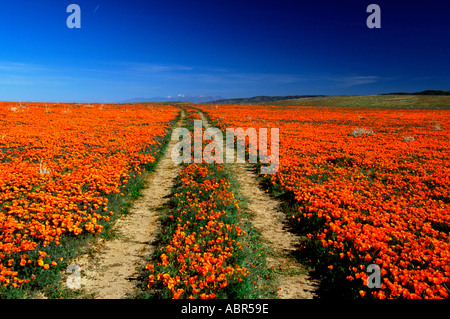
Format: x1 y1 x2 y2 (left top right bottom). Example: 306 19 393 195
93 4 100 15
0 61 48 73
0 59 385 101
329 75 380 87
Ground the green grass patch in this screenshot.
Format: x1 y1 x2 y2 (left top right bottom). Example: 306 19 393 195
260 95 450 109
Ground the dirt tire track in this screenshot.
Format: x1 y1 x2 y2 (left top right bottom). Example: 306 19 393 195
198 110 319 299
232 164 319 298
70 110 185 299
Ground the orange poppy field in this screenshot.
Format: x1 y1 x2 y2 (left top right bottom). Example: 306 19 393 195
195 104 450 299
142 106 271 299
0 101 449 299
0 102 179 291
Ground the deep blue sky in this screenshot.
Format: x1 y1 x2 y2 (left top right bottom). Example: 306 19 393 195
0 0 449 102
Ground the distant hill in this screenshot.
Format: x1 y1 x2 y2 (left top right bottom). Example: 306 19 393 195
207 91 450 105
123 95 224 104
122 91 449 105
206 95 327 104
381 90 450 96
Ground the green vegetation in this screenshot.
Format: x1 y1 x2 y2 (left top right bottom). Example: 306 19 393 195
261 94 450 109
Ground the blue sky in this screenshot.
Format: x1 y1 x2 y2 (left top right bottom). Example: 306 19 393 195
0 0 449 102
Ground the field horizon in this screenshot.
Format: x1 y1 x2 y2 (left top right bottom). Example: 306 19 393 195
132 94 450 109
